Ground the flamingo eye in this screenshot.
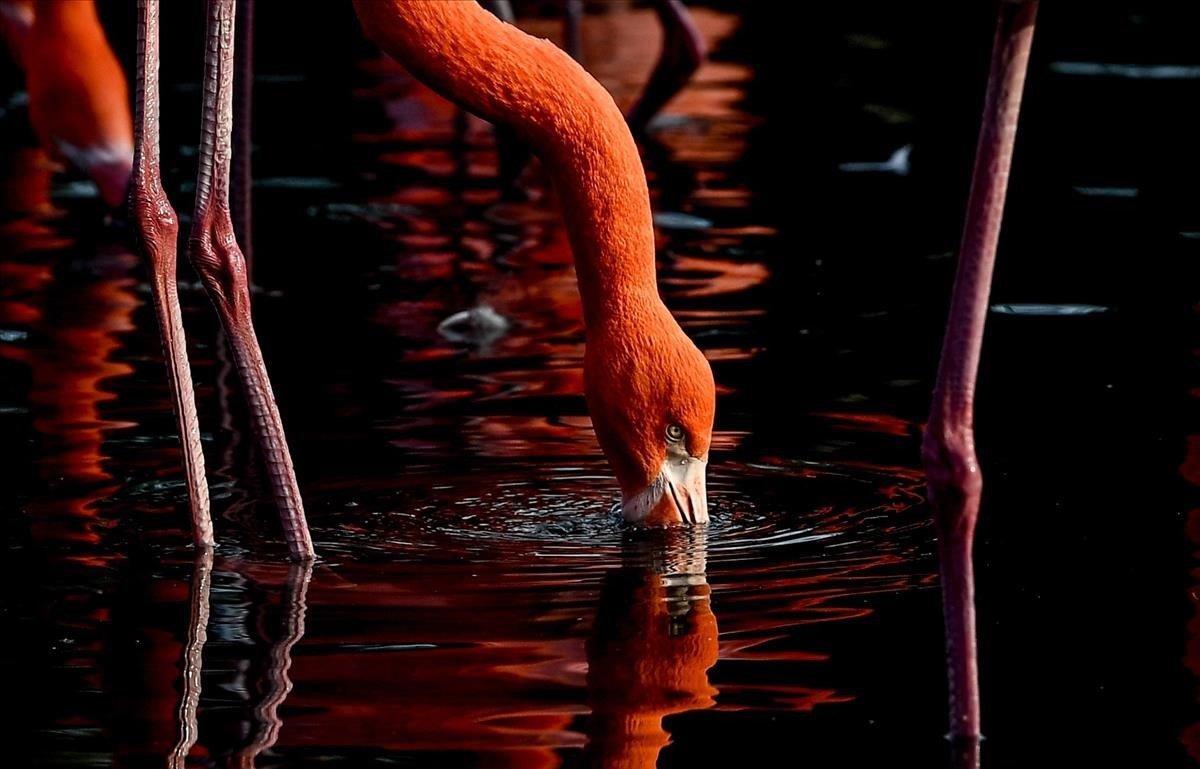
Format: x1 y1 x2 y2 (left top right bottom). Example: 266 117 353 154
665 423 685 443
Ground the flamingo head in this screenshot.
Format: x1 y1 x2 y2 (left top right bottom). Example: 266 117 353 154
585 313 715 526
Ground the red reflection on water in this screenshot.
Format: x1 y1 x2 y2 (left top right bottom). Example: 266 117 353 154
815 411 915 438
0 152 137 553
586 566 717 769
129 539 723 769
664 254 769 300
0 146 54 218
94 472 930 767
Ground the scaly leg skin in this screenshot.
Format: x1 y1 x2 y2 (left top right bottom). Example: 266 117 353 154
128 0 212 548
189 0 314 560
625 0 706 137
922 0 1037 748
231 0 253 273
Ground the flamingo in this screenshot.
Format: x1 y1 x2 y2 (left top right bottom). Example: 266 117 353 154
922 0 1038 746
127 0 715 558
0 0 713 558
352 1 715 526
4 0 133 208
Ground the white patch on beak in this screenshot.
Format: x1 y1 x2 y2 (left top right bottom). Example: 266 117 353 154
621 454 709 525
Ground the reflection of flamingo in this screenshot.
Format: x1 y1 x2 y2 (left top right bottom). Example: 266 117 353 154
922 0 1038 746
482 0 706 194
150 531 716 768
586 532 717 769
355 1 715 526
625 1 707 137
98 477 926 763
10 0 133 207
0 176 137 555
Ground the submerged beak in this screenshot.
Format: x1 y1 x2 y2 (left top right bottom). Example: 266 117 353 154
621 455 709 525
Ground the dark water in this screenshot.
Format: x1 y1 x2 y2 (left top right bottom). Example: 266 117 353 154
1 2 1197 767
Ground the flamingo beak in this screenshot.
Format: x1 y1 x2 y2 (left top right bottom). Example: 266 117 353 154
621 455 709 525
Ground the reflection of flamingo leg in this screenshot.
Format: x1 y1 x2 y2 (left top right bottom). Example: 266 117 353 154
484 1 703 195
188 0 314 560
952 739 981 769
625 0 707 137
477 0 532 200
563 0 583 62
922 0 1037 743
479 0 513 22
168 547 213 769
233 560 313 768
129 0 212 547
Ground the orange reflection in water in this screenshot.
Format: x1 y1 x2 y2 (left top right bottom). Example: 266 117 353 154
114 473 924 767
586 566 718 769
134 534 723 769
0 150 137 553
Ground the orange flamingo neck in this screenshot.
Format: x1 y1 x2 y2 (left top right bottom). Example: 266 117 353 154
352 0 664 332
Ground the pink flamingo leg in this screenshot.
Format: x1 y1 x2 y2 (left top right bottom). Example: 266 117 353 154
129 0 213 548
923 0 1038 743
189 0 314 560
231 0 253 272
